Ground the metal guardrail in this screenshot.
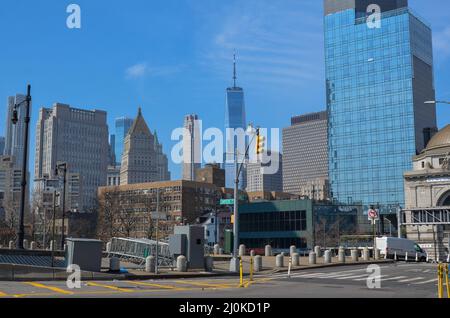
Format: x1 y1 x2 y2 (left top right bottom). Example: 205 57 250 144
108 237 173 266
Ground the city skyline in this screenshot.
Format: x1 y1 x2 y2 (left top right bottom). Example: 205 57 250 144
0 1 449 182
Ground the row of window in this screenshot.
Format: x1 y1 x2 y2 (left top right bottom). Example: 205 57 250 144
240 211 308 233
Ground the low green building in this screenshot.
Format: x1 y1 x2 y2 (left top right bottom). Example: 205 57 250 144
238 200 314 252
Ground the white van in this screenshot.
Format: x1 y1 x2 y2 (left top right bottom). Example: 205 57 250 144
376 237 427 261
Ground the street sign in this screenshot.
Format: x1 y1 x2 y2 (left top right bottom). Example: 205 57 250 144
368 209 379 222
220 199 235 205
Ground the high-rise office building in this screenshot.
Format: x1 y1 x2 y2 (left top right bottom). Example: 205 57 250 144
4 95 30 168
246 151 283 193
120 108 170 185
114 117 133 166
324 0 437 210
34 103 109 210
224 54 247 189
282 112 329 198
108 134 116 166
182 114 201 181
0 137 4 155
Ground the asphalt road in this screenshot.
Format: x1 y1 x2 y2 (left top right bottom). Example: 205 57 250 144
0 262 442 298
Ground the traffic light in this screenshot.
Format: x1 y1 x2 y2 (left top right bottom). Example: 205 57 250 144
256 131 265 155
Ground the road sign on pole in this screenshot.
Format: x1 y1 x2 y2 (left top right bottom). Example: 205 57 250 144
368 209 379 222
220 199 235 205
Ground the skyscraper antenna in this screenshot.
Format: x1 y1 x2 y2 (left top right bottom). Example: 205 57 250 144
233 51 237 88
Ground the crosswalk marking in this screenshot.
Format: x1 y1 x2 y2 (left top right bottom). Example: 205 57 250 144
397 277 425 283
374 276 406 282
25 282 73 295
86 282 133 292
412 278 438 285
335 274 369 280
353 275 387 281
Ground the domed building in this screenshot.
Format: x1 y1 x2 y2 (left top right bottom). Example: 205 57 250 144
404 125 450 261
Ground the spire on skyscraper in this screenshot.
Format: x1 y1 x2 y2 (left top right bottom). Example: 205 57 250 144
233 51 237 88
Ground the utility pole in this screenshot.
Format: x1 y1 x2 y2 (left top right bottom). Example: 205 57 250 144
55 163 68 250
13 85 32 249
155 188 159 275
51 190 57 268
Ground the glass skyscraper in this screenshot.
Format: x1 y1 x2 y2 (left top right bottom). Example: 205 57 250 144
324 0 437 212
224 55 247 189
115 117 133 165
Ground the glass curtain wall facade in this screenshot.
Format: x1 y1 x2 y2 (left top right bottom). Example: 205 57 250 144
325 1 436 213
115 117 133 165
224 87 247 189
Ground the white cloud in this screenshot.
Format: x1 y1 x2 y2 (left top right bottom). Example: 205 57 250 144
194 0 324 87
125 63 184 80
125 63 148 79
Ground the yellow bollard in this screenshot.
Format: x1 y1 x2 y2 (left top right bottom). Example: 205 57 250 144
446 264 450 299
239 256 244 288
250 256 254 282
438 263 444 299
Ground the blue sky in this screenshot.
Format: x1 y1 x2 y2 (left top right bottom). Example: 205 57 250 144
1 0 450 180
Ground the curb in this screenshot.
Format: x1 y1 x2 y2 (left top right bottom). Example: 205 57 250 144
0 260 396 282
270 259 395 274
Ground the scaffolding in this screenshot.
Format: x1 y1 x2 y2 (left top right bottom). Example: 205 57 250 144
107 237 173 266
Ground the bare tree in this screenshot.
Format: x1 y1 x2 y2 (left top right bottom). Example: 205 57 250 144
97 188 123 241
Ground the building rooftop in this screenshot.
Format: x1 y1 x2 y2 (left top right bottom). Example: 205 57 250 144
425 125 450 151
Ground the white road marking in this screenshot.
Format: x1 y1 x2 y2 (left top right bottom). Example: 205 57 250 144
412 278 438 285
335 274 370 280
397 277 425 283
379 276 407 281
353 275 387 281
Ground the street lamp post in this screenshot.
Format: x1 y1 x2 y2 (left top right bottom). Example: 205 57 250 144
230 124 258 272
11 85 32 250
424 100 450 105
55 163 68 250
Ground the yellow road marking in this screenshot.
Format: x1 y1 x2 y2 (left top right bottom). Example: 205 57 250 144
172 280 236 289
0 291 8 297
126 281 186 290
86 282 133 292
12 287 195 298
25 282 73 295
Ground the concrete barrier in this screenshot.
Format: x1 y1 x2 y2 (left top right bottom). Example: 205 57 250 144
292 253 300 266
309 252 317 265
109 257 120 272
204 256 214 272
239 244 246 257
363 247 370 261
338 249 346 263
254 255 262 272
276 254 284 268
324 250 332 264
290 245 297 256
177 255 187 272
265 245 272 257
351 249 359 262
374 249 380 260
145 256 155 273
314 246 321 257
